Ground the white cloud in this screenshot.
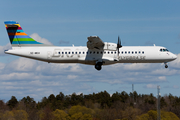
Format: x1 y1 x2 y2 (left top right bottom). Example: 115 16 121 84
0 43 11 56
0 62 5 70
158 76 166 81
146 84 158 89
173 85 179 89
30 33 53 45
29 80 43 86
4 58 37 72
0 72 33 81
169 54 180 69
67 75 78 79
123 63 151 71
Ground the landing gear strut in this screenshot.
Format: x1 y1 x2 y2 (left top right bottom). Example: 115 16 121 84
164 62 168 68
95 62 102 71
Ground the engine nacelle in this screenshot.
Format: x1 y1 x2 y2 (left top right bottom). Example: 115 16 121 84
103 42 117 51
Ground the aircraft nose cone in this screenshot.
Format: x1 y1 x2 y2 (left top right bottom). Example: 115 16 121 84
172 54 177 60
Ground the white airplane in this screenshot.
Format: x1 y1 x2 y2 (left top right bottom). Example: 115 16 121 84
4 21 177 71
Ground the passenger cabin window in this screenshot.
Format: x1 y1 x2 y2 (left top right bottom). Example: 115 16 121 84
75 52 77 54
142 51 144 54
62 52 64 54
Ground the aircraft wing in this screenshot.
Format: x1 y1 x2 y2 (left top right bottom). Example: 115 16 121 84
87 36 104 50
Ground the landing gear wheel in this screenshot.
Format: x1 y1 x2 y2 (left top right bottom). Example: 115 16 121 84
164 62 168 68
165 65 168 68
95 62 102 71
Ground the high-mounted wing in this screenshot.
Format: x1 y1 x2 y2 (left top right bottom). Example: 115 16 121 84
87 36 104 50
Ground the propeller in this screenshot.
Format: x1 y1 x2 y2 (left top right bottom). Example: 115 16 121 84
117 36 122 55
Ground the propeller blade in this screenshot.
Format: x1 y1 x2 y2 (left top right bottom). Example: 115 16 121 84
117 36 122 48
117 36 122 55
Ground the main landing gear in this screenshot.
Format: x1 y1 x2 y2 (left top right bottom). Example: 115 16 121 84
95 62 103 71
164 62 168 68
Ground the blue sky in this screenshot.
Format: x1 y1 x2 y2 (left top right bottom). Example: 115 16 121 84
0 0 180 101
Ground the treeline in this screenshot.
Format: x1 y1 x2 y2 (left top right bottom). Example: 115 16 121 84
0 91 180 120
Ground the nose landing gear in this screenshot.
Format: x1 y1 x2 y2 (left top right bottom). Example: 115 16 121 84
164 62 168 68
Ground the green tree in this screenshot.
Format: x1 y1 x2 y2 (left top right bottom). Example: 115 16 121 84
0 100 8 111
136 110 180 120
52 109 70 120
37 97 48 109
81 114 93 120
122 107 141 120
71 112 83 120
48 94 56 103
96 91 111 108
38 105 53 120
56 92 65 101
68 105 93 120
13 110 28 120
70 112 93 120
160 97 167 108
112 92 121 102
7 96 18 110
68 105 93 116
70 93 79 106
120 91 129 103
21 96 36 109
2 111 15 120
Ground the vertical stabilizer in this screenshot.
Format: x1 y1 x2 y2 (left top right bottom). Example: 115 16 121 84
4 21 49 47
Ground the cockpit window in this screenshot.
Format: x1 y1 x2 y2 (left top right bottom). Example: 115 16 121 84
160 48 169 52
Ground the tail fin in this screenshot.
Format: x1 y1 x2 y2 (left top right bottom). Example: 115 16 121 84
4 21 48 47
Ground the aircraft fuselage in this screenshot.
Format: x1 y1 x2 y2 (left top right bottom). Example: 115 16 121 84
5 45 177 66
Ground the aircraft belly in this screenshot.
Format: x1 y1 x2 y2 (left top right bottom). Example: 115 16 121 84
117 59 171 63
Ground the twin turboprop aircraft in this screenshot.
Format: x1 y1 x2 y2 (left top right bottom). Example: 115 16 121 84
4 21 177 71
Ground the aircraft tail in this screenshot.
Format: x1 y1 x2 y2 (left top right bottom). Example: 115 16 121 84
4 21 49 47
